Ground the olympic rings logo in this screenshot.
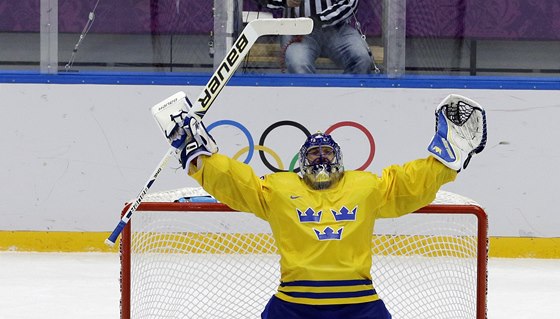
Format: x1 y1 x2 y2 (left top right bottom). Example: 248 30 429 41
206 120 376 173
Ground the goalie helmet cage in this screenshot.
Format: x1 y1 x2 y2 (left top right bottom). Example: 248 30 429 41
119 189 487 319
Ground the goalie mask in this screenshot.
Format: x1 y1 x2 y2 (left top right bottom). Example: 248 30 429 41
299 132 344 190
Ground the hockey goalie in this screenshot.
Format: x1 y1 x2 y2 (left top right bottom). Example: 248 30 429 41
152 93 487 319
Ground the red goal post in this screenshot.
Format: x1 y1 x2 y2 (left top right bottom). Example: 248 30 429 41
119 189 487 319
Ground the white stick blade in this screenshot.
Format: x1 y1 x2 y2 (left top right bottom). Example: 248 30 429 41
248 18 313 36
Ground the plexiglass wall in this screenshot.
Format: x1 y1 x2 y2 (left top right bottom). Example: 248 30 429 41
1 0 559 77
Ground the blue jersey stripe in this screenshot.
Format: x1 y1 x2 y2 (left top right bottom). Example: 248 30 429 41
280 279 373 287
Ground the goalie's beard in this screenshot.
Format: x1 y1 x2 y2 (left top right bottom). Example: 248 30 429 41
302 164 343 190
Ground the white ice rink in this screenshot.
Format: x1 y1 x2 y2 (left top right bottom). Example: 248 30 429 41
0 252 558 318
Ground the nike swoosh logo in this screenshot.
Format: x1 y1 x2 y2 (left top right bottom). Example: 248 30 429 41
290 195 301 200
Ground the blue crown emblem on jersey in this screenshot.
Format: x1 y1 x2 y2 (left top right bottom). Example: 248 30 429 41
314 227 343 240
331 206 357 221
297 208 322 222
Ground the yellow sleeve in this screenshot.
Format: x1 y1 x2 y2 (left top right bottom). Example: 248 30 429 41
188 154 269 220
376 156 457 218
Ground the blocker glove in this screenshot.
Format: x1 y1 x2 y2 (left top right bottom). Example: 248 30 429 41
152 92 218 169
168 115 218 169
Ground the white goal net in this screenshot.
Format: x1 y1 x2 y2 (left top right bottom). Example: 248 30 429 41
120 188 487 319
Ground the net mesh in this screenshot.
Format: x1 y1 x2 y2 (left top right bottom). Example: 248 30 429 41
123 188 486 319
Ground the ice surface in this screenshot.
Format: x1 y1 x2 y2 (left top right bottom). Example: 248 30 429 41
0 252 558 318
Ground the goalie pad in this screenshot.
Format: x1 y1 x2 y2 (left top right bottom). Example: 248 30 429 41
152 92 218 169
427 94 487 172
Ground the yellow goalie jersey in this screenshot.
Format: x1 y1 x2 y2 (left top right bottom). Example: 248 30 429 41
190 154 456 305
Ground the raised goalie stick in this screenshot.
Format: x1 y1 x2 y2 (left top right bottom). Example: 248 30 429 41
105 18 313 246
